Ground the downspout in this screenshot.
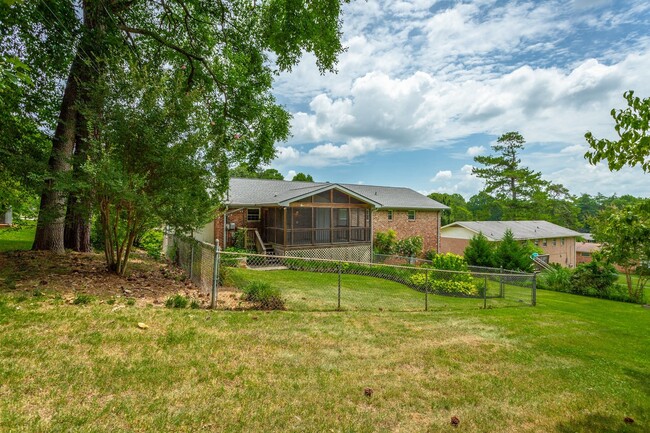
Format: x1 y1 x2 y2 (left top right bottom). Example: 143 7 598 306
370 207 374 261
437 211 441 253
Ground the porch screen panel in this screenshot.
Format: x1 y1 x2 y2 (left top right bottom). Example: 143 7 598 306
333 208 349 243
315 208 331 244
291 208 312 245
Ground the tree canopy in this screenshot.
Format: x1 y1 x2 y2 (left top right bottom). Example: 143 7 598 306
292 172 314 182
2 0 349 271
585 91 650 173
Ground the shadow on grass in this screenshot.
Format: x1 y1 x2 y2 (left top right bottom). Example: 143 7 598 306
555 413 640 433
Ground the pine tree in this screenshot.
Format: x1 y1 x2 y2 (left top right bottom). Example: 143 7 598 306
463 232 495 267
472 132 547 219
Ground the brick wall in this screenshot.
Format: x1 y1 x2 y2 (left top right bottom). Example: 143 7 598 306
440 237 469 256
372 210 440 254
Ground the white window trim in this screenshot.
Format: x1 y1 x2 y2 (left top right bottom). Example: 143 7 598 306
387 210 393 221
407 210 416 221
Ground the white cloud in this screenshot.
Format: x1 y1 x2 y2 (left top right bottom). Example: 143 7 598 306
431 170 453 182
466 146 486 156
270 0 650 197
286 170 297 180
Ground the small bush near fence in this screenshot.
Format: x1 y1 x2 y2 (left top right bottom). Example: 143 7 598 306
242 281 285 310
537 260 632 302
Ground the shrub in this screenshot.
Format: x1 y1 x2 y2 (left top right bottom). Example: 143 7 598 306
537 267 573 292
395 235 423 257
464 232 495 267
430 279 479 296
424 250 437 261
429 253 469 272
494 229 536 272
137 229 163 259
126 298 136 306
165 294 189 309
374 229 397 255
242 281 285 310
570 260 618 296
190 299 201 309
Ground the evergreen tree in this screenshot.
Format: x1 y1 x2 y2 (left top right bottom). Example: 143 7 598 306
472 132 547 219
494 229 534 272
463 232 495 267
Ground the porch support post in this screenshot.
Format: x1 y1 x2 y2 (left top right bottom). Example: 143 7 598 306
283 207 287 247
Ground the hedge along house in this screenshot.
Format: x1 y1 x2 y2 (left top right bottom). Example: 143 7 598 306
195 178 448 262
440 220 582 267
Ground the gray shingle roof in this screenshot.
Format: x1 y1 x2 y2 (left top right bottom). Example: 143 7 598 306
442 220 582 241
226 178 448 210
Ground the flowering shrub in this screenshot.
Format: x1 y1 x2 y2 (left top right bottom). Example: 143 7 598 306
429 253 469 272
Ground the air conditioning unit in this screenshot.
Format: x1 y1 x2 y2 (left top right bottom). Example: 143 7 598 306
227 222 236 230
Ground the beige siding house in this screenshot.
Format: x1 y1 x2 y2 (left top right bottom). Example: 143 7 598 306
440 220 582 267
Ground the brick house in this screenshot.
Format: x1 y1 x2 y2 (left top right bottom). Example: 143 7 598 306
440 220 582 267
194 178 447 261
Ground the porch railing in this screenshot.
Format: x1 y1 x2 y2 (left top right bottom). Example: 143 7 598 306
264 227 370 247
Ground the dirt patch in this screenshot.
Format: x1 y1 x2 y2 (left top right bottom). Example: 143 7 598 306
0 249 233 308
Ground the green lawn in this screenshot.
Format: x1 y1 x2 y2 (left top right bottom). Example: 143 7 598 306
0 224 35 252
1 275 649 432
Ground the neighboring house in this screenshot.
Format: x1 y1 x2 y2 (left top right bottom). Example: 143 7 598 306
195 178 448 261
576 241 601 265
440 220 582 267
0 208 12 228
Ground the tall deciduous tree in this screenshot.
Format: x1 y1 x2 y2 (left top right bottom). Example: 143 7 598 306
472 131 547 219
428 192 472 226
4 0 348 254
585 91 650 173
591 201 649 302
292 172 314 182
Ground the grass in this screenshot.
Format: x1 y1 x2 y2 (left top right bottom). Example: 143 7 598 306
228 268 534 312
0 224 35 252
1 278 649 432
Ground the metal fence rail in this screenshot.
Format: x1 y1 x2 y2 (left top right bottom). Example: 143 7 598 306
164 233 536 311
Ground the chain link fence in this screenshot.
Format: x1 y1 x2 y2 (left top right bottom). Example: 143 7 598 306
164 233 536 311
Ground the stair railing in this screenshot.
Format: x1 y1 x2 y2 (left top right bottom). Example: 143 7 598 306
254 229 266 255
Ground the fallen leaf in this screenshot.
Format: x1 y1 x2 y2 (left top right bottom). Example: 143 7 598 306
137 322 149 329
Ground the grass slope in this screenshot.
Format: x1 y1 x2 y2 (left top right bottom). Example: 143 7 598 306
1 287 648 432
0 224 35 252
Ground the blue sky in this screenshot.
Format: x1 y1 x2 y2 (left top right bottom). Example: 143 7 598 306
267 0 650 198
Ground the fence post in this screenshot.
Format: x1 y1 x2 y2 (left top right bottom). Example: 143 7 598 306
337 262 342 310
211 240 220 309
532 272 537 306
424 270 428 312
189 243 194 281
483 275 488 309
499 266 504 298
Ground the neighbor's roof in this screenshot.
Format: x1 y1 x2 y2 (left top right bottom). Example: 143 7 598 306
576 242 601 253
441 220 582 241
225 178 448 210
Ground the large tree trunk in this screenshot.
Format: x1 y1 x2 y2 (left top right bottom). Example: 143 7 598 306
33 2 104 253
32 56 82 253
64 116 92 252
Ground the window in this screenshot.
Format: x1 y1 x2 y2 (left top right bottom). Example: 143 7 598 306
561 238 565 246
581 252 591 257
552 239 557 246
542 239 547 247
247 208 260 222
407 210 416 221
387 210 393 221
534 239 539 246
